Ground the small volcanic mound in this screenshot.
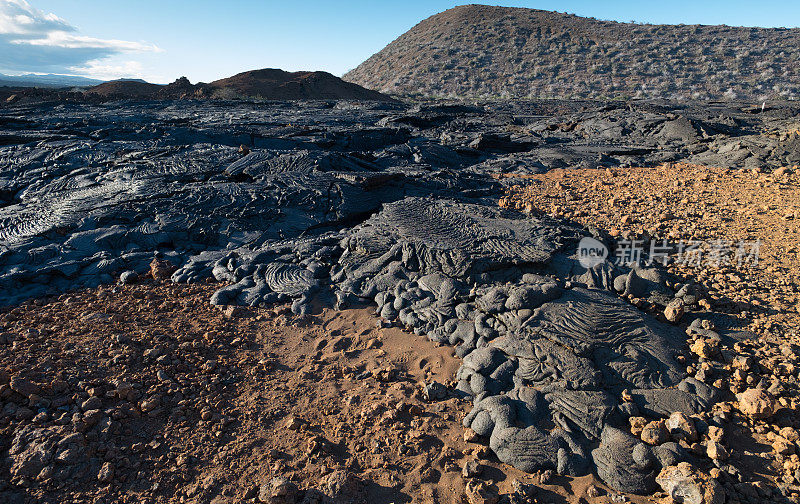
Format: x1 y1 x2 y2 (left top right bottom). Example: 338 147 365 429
208 68 395 101
86 80 164 98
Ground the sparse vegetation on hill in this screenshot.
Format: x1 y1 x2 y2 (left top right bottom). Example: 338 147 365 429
344 4 800 101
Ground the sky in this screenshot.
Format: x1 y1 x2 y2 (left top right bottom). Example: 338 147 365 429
1 0 799 83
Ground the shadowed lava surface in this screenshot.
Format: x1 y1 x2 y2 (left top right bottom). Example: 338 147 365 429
1 98 800 501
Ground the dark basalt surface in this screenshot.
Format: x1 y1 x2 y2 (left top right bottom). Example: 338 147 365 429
1 98 796 492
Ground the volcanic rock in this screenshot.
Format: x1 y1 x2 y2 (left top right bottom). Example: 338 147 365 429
706 441 728 461
150 258 177 280
656 463 724 504
10 376 41 397
465 480 499 504
641 421 669 446
663 299 685 323
258 477 298 503
665 412 698 443
737 388 775 419
97 462 114 484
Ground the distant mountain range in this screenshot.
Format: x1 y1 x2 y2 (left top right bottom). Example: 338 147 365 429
0 73 105 88
1 69 394 104
85 69 393 101
344 4 800 101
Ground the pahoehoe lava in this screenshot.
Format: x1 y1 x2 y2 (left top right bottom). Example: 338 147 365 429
1 97 797 493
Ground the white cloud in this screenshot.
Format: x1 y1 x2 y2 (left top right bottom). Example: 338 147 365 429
0 0 160 78
0 0 71 35
19 32 161 52
69 59 165 82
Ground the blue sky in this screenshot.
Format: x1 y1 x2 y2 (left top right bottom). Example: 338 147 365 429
2 0 799 83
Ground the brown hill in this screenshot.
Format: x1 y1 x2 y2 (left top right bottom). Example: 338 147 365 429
87 80 163 98
85 69 394 101
208 68 392 101
344 4 800 101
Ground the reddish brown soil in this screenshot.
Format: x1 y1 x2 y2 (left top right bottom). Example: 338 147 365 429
0 280 646 504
